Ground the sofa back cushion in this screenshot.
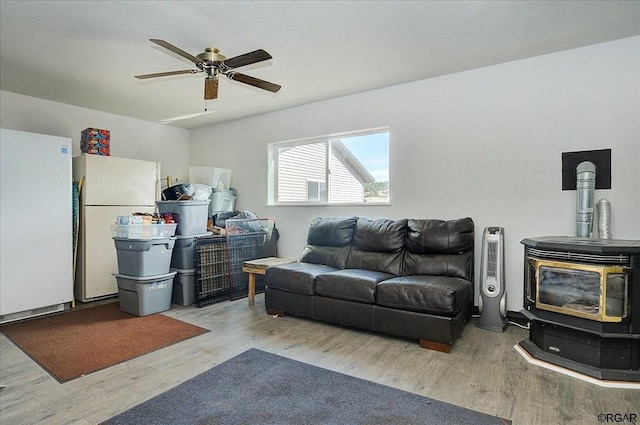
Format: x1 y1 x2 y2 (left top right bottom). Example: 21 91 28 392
300 216 357 269
403 217 474 280
345 218 407 276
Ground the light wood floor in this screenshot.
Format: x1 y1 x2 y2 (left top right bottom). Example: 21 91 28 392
1 294 638 425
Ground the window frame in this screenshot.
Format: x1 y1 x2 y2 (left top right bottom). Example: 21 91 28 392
268 127 390 206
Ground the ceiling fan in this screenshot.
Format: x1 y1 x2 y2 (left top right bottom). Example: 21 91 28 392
135 39 281 100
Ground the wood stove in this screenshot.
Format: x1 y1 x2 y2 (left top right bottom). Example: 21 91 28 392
519 236 640 382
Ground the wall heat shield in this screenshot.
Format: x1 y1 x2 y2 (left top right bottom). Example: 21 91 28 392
561 149 611 190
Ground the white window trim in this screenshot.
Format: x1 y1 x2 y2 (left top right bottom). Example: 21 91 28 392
267 126 390 206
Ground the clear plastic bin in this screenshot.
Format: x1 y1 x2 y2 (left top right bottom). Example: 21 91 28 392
111 223 177 239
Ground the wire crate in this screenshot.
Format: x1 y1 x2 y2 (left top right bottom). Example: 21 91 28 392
225 219 278 301
194 235 231 307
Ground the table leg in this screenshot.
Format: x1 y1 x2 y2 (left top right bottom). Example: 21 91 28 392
248 272 256 306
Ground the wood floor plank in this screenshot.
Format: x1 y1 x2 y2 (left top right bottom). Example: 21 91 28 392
1 295 638 425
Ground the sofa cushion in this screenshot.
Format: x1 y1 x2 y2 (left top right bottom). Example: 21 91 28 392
403 218 474 280
406 217 474 254
300 245 352 270
346 218 407 275
300 217 357 269
265 262 337 295
376 275 472 316
403 253 473 280
307 216 357 246
315 269 395 303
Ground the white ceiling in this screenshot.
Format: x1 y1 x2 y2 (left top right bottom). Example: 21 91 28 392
1 1 639 130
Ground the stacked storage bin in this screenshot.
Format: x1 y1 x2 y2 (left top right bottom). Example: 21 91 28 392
156 200 211 306
112 222 178 316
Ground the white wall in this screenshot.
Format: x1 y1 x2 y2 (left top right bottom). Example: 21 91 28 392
0 91 191 183
190 37 640 312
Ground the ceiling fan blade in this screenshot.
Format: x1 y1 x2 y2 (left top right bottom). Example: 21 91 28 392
222 49 273 69
135 69 202 79
149 39 203 65
226 72 281 93
205 77 219 100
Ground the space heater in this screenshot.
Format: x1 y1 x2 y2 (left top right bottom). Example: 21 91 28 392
477 227 508 332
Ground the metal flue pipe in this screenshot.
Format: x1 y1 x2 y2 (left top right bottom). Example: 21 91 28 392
575 161 596 237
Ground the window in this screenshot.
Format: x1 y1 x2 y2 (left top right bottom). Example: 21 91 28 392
269 128 389 205
306 180 326 201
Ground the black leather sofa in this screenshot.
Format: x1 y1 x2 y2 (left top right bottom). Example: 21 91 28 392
264 216 475 352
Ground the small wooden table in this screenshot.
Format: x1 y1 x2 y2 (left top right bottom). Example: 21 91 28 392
242 257 296 306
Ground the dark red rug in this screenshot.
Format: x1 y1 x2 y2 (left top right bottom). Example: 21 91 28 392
0 303 208 382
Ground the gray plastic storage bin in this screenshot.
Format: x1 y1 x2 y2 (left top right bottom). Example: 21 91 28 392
171 268 196 305
156 200 210 236
114 271 176 316
210 189 236 215
171 232 213 269
114 237 176 277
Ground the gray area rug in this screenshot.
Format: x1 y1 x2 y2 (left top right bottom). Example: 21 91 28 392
102 348 511 425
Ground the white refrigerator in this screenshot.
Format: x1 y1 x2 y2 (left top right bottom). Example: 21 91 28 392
73 154 160 302
1 128 74 323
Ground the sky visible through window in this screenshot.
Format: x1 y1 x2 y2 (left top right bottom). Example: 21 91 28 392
338 132 389 182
